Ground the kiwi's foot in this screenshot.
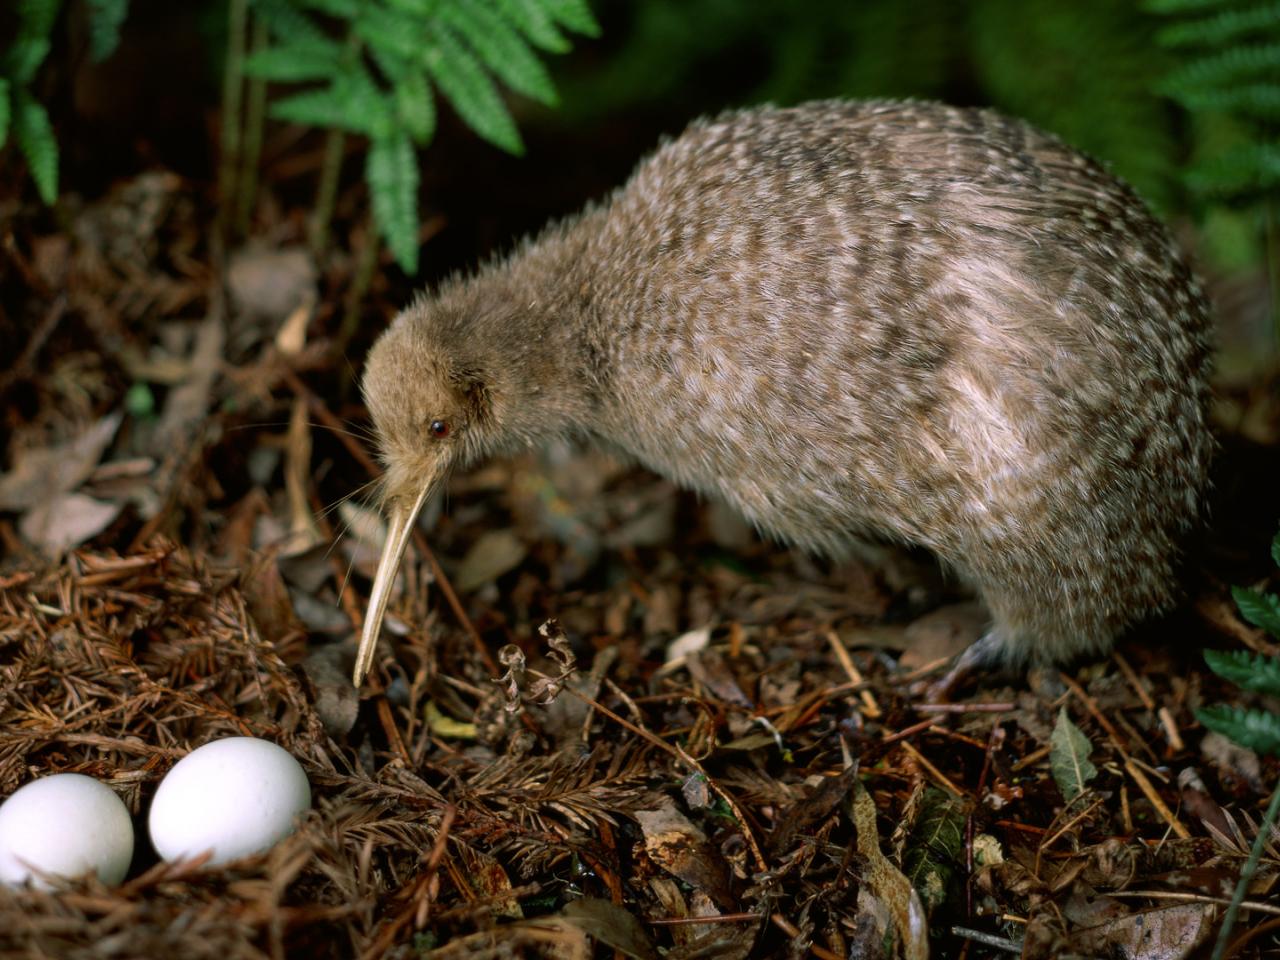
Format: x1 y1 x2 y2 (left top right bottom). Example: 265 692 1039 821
920 629 1011 702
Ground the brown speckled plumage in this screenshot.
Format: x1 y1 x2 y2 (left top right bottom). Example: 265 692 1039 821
359 99 1212 680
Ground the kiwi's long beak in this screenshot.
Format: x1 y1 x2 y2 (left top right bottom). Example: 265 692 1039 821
353 481 434 687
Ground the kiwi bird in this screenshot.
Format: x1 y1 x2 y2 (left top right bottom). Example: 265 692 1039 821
354 99 1212 688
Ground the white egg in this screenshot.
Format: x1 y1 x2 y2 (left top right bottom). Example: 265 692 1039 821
0 773 134 888
149 737 310 865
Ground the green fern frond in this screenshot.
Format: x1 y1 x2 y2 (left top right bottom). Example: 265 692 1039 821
14 0 63 46
1197 704 1280 755
367 129 420 272
271 67 393 139
540 0 601 37
442 2 558 106
1147 0 1251 12
395 68 436 145
242 38 344 81
353 4 423 64
252 0 333 47
495 0 570 52
1272 529 1280 569
296 0 360 14
0 79 10 146
12 90 58 202
1204 649 1280 697
1173 82 1280 116
1161 43 1280 96
1156 3 1280 47
424 22 523 153
85 0 128 62
1230 582 1280 635
2 0 63 87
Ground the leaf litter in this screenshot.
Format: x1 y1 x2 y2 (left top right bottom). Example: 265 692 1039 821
0 170 1278 959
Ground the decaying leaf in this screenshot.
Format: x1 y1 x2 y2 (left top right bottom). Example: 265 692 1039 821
19 491 122 556
300 644 359 737
902 786 968 916
635 796 735 909
1073 903 1214 960
423 700 478 739
454 528 528 592
850 778 930 960
560 897 659 960
1051 707 1098 802
0 411 122 511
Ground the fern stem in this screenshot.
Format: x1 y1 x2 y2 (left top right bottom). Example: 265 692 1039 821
217 0 248 243
336 216 381 390
236 12 269 238
1266 197 1278 346
308 128 346 260
1212 774 1280 960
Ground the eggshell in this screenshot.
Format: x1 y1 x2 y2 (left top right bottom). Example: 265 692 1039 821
0 773 134 888
149 737 310 865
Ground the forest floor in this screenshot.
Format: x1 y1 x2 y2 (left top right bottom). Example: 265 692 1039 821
1 149 1279 960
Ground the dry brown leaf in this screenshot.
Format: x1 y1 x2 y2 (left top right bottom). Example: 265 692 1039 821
851 779 930 960
560 897 659 960
635 797 734 909
454 529 527 592
0 411 122 511
19 491 122 556
1072 903 1214 960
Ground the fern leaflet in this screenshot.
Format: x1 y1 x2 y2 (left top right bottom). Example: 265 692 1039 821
367 129 420 273
1204 649 1280 697
1197 705 1280 755
86 0 129 62
1156 3 1280 47
425 22 524 154
441 2 559 106
496 0 571 52
0 78 9 146
12 90 58 203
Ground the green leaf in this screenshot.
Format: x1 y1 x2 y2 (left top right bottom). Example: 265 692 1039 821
441 2 559 105
1204 649 1280 698
2 0 61 82
1271 528 1280 569
1155 4 1280 48
0 79 10 147
1161 44 1280 98
1050 707 1098 802
1197 705 1280 756
902 787 967 916
13 91 58 203
17 0 64 34
494 0 570 52
1172 82 1280 117
354 4 427 63
253 0 332 47
366 130 420 273
3 38 52 87
242 40 344 81
1147 0 1255 12
86 0 128 62
296 0 360 15
542 0 601 37
270 66 392 138
395 69 436 145
1232 584 1280 637
424 24 523 153
384 0 441 15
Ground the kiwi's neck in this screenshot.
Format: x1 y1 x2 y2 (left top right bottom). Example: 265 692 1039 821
449 209 609 456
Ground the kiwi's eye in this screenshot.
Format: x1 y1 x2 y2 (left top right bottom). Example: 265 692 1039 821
429 419 451 439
